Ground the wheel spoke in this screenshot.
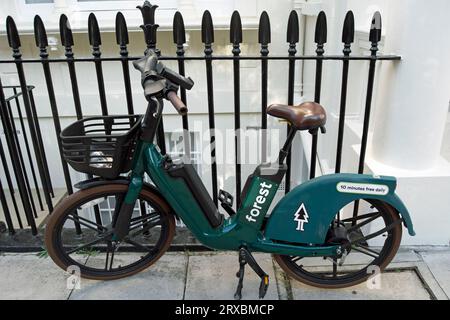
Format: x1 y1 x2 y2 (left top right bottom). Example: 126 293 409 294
351 245 379 259
129 217 161 235
290 256 303 263
131 211 158 224
355 244 381 256
351 219 402 245
346 212 381 233
129 215 160 230
341 211 380 223
67 214 107 232
66 232 112 255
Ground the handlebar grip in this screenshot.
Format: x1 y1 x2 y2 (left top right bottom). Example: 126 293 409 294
167 91 188 116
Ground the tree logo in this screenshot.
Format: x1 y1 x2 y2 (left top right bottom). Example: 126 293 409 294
294 203 309 232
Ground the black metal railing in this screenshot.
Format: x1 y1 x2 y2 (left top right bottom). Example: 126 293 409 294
0 85 53 235
0 1 400 238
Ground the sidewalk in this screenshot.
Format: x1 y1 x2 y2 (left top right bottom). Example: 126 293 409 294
0 247 448 300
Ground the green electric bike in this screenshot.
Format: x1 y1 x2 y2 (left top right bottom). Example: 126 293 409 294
45 51 415 299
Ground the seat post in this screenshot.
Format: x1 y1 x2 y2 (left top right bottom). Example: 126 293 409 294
278 126 297 165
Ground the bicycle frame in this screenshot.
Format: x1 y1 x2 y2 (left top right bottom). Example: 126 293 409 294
119 98 415 257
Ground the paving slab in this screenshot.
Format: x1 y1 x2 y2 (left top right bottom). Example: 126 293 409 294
184 252 279 300
420 250 450 298
0 253 71 300
69 252 188 300
288 269 432 300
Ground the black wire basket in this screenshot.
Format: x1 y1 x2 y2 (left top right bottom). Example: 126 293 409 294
61 115 142 179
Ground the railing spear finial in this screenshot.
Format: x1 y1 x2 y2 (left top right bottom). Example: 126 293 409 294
286 10 299 54
314 11 327 56
202 10 214 56
369 11 382 56
88 13 102 58
258 11 271 56
230 11 242 55
34 15 48 54
115 12 129 56
6 16 21 58
342 10 355 55
59 14 74 57
173 11 186 56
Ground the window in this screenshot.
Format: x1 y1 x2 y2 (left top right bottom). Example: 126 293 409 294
25 0 54 3
74 0 177 12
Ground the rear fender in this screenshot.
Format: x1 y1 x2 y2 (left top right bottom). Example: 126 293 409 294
264 174 415 245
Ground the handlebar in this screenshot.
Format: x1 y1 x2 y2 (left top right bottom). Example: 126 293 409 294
133 51 194 92
133 51 193 115
166 91 187 116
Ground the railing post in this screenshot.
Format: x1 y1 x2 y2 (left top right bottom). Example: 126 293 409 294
310 11 327 179
258 11 270 163
0 137 22 228
335 11 354 174
60 14 82 119
0 76 37 235
201 10 218 206
88 13 108 116
285 10 299 193
115 12 134 115
352 12 382 223
5 97 39 219
59 14 85 234
173 11 191 161
12 87 44 211
0 178 14 234
34 15 74 197
230 10 243 208
358 12 381 174
6 16 54 213
138 1 166 154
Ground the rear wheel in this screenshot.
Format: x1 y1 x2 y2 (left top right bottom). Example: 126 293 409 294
45 184 175 280
273 199 402 288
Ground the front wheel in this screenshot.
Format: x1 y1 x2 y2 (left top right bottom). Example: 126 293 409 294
45 184 175 280
273 199 402 289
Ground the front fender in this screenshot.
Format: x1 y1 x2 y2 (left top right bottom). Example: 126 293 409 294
265 173 415 245
74 177 175 215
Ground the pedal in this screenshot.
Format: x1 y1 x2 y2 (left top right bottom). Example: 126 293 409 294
218 189 236 216
233 247 270 300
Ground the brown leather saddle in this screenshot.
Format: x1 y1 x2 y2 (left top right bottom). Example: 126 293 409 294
267 102 326 131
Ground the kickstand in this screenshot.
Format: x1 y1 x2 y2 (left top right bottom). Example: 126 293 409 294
234 247 269 300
